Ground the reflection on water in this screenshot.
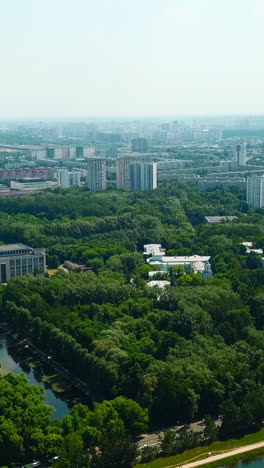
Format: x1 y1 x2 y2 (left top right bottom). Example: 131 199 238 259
0 334 85 418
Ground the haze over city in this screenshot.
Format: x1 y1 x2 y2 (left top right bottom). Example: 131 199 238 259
1 0 264 117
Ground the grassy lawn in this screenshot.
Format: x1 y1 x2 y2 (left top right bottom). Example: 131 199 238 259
135 429 264 468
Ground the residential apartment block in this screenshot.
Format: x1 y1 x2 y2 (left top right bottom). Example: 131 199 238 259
56 169 81 188
132 138 148 152
117 157 157 191
87 158 107 192
247 174 264 208
232 141 247 167
129 161 157 191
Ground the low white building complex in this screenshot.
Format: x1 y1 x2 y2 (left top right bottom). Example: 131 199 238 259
241 242 263 255
143 244 166 257
11 178 56 191
205 216 238 224
146 280 170 289
0 243 46 282
144 244 212 279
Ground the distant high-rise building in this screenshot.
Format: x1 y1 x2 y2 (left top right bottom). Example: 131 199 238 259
232 141 247 167
116 156 136 189
87 158 106 192
132 137 148 152
76 146 95 158
68 171 81 187
247 174 264 208
129 162 142 191
56 169 81 188
129 162 157 191
56 169 69 188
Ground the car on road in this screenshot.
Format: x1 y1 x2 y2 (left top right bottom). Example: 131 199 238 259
21 462 41 468
48 456 60 463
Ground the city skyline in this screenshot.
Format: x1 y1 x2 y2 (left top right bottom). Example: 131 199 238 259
1 0 264 117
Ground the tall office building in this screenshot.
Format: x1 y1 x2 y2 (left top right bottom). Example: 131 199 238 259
87 158 106 192
0 244 46 282
129 162 157 191
247 174 264 208
132 137 148 152
232 141 247 166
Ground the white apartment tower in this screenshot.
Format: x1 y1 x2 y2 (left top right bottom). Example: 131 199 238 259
56 169 69 187
247 174 264 208
232 141 247 167
87 158 107 192
68 171 81 187
56 169 81 188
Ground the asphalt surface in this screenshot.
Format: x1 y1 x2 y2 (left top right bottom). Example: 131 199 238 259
137 420 205 447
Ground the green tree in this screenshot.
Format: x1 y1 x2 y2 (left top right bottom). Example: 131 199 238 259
92 420 137 468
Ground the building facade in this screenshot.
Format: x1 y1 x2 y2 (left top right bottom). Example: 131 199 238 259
129 161 157 191
10 178 56 191
247 174 264 208
232 141 247 167
116 156 136 189
68 171 81 187
0 168 53 182
146 251 212 279
87 158 106 192
0 244 46 282
132 138 148 152
30 145 93 161
56 169 81 188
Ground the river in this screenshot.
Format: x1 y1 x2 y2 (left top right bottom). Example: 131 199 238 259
222 457 264 467
0 334 85 418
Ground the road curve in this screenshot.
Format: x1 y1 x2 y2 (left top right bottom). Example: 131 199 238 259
172 440 264 468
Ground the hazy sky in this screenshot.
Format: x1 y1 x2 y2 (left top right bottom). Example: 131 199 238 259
1 0 264 117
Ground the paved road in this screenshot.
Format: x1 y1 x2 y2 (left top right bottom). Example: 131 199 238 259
171 440 264 468
138 420 205 447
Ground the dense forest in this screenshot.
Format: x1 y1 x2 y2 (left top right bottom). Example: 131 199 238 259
2 183 264 466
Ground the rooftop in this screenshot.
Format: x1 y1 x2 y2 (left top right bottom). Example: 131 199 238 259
148 271 168 278
148 255 210 263
205 216 238 224
146 280 170 289
143 244 166 256
0 243 31 251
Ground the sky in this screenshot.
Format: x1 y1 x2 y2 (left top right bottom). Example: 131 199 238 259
0 0 264 118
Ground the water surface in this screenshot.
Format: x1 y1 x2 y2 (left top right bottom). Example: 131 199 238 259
0 334 79 418
222 456 264 467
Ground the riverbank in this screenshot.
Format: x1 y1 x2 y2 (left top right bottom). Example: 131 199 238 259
194 446 264 468
0 332 84 418
135 429 264 468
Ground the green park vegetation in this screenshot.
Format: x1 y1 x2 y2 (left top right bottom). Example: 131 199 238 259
0 373 145 467
2 183 264 465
